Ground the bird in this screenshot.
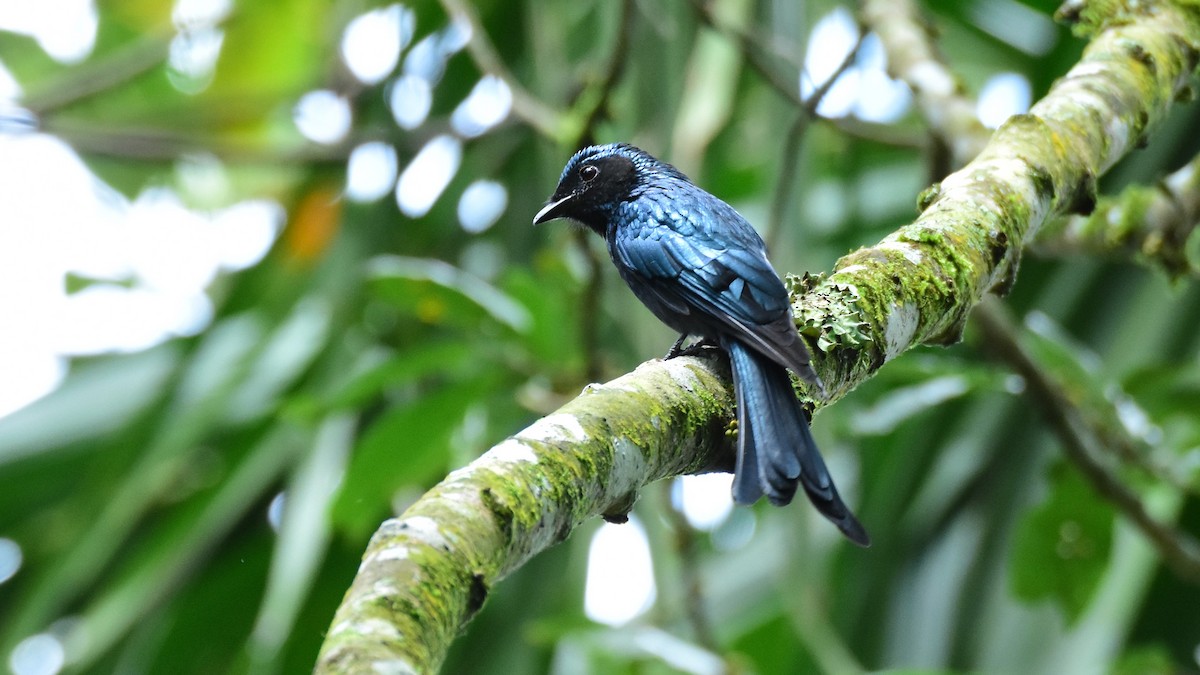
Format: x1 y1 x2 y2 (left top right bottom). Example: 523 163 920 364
533 143 869 547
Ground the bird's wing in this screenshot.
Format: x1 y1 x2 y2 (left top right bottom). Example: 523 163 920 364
613 220 816 379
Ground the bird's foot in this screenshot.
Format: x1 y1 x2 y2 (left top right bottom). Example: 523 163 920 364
664 333 690 359
666 336 721 360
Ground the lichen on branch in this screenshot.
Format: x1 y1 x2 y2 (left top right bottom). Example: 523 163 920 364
1035 152 1200 278
799 0 1199 393
316 358 734 673
316 3 1200 672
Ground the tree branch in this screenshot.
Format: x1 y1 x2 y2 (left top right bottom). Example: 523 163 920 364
316 3 1200 671
687 0 925 150
438 0 565 140
767 34 867 249
863 0 1200 279
865 0 1200 566
795 0 1198 394
1034 151 1200 278
973 299 1200 583
859 0 991 167
316 358 735 673
664 489 720 652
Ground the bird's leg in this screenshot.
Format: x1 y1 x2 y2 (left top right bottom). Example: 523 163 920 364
665 333 690 359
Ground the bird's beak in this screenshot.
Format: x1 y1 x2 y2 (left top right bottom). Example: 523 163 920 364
532 194 573 225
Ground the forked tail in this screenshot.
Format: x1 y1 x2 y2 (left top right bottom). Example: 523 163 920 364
725 338 870 547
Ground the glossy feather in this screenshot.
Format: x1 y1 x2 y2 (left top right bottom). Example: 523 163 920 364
535 143 868 546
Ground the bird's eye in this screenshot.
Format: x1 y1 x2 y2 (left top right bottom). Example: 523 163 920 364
580 165 600 182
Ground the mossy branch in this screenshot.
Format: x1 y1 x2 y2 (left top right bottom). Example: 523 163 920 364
865 0 1200 577
316 3 1200 672
316 358 735 673
864 0 1200 279
1035 151 1200 278
799 0 1198 393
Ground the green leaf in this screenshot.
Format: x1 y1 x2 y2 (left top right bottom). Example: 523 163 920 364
63 425 301 669
368 255 532 333
247 415 352 664
1123 362 1200 423
1010 465 1114 622
0 31 64 87
325 341 477 411
331 375 498 538
1111 644 1178 675
852 375 974 435
1019 312 1126 429
225 298 332 423
204 0 327 107
0 345 178 465
500 262 584 368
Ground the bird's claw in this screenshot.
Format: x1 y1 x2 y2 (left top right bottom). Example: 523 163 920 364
665 333 689 359
666 336 721 360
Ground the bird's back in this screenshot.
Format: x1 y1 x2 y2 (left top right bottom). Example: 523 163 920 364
609 178 817 384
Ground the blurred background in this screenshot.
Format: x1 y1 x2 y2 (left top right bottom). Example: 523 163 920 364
1 0 1199 673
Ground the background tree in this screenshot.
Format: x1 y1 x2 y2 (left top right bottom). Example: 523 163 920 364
0 1 1198 674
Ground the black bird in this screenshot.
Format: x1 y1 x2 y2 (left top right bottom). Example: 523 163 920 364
534 143 869 547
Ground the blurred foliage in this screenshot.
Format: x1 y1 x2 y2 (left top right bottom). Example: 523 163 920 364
1 0 1199 673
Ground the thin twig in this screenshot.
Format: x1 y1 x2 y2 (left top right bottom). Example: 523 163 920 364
686 0 803 108
687 0 921 150
802 33 867 119
439 0 564 140
577 0 637 147
22 34 172 116
575 229 606 383
765 116 810 252
1100 417 1199 495
859 0 989 167
567 0 638 383
662 486 720 651
974 299 1200 584
766 34 867 249
38 119 440 163
825 116 924 148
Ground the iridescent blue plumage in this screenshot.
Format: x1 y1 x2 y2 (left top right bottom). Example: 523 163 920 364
534 143 868 546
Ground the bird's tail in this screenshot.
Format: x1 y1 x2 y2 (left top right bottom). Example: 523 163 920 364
724 338 870 547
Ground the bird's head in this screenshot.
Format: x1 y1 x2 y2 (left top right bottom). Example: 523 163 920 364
533 143 685 234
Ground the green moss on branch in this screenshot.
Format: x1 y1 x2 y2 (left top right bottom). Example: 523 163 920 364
1035 152 1200 278
316 359 734 673
317 3 1200 671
